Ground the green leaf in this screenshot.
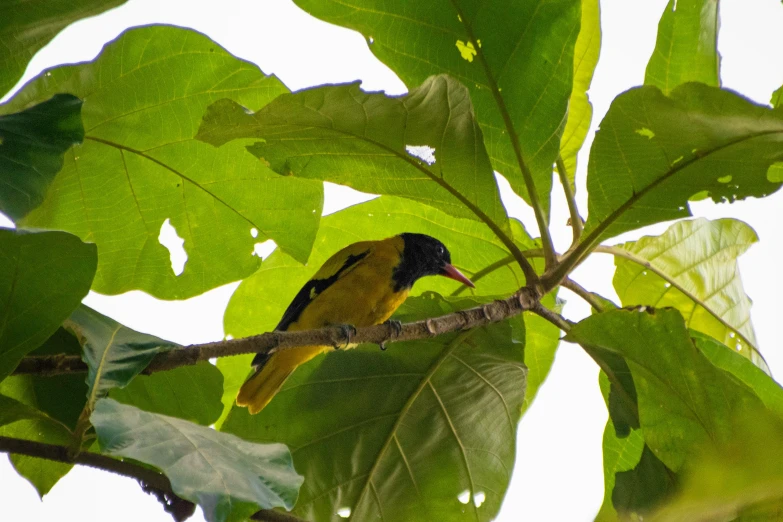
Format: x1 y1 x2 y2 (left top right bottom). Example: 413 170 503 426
566 308 764 473
224 195 535 340
559 0 601 185
0 94 84 221
0 326 95 497
292 0 581 214
0 229 96 379
595 417 645 521
0 0 127 96
3 25 322 299
611 218 765 370
519 295 561 413
221 294 526 522
92 398 303 522
0 417 73 497
582 83 783 246
68 305 178 410
650 411 783 522
693 332 783 419
613 445 678 517
645 0 720 94
110 362 224 426
198 75 512 239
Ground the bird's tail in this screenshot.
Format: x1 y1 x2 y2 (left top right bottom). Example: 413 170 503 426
236 346 326 414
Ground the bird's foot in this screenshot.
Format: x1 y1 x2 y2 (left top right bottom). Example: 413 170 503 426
379 319 402 351
333 324 357 350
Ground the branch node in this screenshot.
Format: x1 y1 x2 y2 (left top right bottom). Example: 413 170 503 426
425 318 437 335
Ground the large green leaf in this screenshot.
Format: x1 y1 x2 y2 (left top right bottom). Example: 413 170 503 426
224 196 535 341
2 25 322 299
645 0 720 94
0 328 86 497
559 0 601 185
199 75 512 239
0 94 84 220
92 398 303 522
651 411 783 522
0 0 127 96
222 294 526 522
693 332 783 419
292 0 580 215
610 218 764 369
68 305 178 410
110 362 223 426
566 308 764 473
0 229 96 379
581 83 783 249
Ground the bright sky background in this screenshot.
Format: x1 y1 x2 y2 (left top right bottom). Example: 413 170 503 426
3 0 783 521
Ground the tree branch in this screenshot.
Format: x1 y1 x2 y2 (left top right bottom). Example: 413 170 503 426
0 436 307 522
13 288 542 377
555 156 583 244
532 303 573 332
561 278 607 313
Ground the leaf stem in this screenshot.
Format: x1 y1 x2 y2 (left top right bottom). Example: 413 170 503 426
544 129 783 287
450 1 556 270
555 156 583 243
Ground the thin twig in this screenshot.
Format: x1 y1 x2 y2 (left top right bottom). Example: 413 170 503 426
561 278 607 313
532 303 573 332
0 436 306 522
555 156 583 244
13 288 542 377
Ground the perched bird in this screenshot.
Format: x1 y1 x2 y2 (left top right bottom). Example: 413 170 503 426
236 233 474 414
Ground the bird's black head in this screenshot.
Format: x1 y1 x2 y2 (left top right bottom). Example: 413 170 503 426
392 233 474 291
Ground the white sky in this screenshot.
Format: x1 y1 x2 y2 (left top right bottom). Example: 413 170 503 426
3 0 783 521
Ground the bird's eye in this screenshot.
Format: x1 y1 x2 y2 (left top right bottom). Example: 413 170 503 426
438 245 445 256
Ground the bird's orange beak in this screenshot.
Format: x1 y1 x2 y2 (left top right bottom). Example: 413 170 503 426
441 264 475 288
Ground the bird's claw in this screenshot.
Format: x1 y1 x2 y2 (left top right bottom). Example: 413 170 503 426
384 319 403 337
334 324 357 350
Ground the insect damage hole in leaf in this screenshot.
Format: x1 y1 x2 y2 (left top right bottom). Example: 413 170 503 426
252 239 276 259
158 218 187 276
635 128 656 139
456 40 477 62
458 489 471 504
405 144 436 165
336 507 351 518
473 491 486 508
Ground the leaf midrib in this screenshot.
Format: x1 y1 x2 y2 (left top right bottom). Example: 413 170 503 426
556 128 783 282
352 329 480 521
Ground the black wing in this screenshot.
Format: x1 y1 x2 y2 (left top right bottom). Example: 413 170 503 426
251 250 369 368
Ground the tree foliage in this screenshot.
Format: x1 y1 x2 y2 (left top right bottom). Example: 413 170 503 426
1 1 783 521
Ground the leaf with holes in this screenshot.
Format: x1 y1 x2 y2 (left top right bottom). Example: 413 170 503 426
0 0 127 96
645 0 720 94
559 0 601 186
611 218 764 370
566 308 764 473
2 25 322 299
221 293 526 522
0 229 96 380
580 83 783 250
92 399 303 522
292 0 580 216
198 75 514 242
0 94 84 220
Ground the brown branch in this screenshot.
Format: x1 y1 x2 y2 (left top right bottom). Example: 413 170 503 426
561 278 607 313
0 436 307 522
13 288 542 377
532 302 573 332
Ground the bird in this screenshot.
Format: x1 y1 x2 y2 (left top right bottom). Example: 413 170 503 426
236 233 474 414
